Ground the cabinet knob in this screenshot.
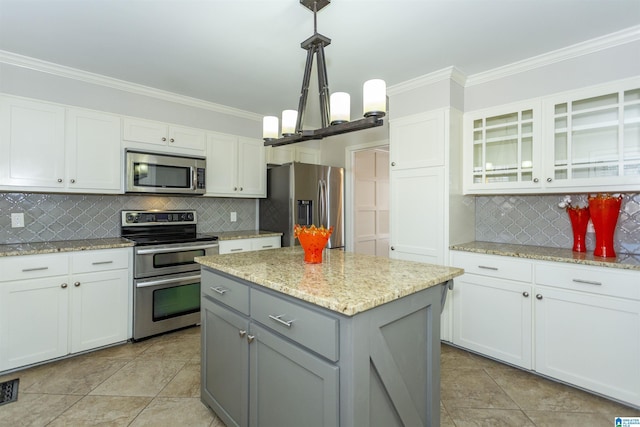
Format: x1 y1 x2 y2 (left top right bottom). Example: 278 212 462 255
390 246 395 251
170 138 175 143
239 187 243 191
74 281 80 287
533 178 539 183
247 334 255 344
234 187 238 191
57 178 63 183
70 179 76 184
522 291 529 297
61 283 68 289
546 177 552 183
238 330 247 338
162 137 167 142
536 294 543 300
391 162 396 167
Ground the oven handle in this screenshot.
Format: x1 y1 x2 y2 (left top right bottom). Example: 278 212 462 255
136 274 201 288
136 244 218 255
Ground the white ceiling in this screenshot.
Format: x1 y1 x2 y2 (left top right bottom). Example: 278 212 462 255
1 0 639 119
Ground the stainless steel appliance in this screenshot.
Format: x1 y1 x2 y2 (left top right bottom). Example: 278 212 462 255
125 150 206 195
121 210 218 340
259 162 344 248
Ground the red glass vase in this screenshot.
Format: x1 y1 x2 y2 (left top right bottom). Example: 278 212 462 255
566 207 590 252
294 225 333 264
588 194 622 258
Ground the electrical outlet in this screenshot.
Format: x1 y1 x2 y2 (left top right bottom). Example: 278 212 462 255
11 213 25 228
230 212 237 222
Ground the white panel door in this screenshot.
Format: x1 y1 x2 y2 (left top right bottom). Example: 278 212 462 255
66 108 122 192
206 133 239 196
389 167 444 264
237 137 266 197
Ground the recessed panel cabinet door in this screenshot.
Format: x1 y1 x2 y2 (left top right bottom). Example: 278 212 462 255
66 108 122 192
0 96 66 188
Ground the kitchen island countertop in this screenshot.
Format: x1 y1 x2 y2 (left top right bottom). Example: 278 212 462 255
196 246 463 316
451 241 640 271
0 238 134 257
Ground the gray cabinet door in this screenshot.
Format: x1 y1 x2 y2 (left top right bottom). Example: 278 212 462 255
249 323 339 427
201 297 250 427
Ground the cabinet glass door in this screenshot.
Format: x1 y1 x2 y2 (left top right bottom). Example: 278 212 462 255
552 88 640 181
472 109 535 185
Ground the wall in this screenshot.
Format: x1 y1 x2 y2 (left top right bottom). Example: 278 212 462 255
0 193 256 244
475 193 640 255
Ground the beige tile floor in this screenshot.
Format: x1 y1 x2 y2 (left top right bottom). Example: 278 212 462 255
0 326 638 426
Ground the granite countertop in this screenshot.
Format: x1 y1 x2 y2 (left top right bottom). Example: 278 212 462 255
213 230 283 241
0 238 134 257
196 247 463 316
450 241 640 271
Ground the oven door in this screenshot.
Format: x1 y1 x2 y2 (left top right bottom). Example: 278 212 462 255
134 242 218 278
133 272 202 340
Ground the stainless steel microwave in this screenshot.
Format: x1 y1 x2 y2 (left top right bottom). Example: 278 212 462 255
125 150 206 195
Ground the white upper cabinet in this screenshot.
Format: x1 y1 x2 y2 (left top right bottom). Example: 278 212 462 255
0 96 66 189
122 117 206 155
206 133 266 198
390 111 445 170
266 145 321 165
463 78 640 194
542 80 640 192
0 95 122 193
66 108 122 192
463 101 542 194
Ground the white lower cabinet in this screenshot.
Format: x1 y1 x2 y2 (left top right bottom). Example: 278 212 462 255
0 248 131 372
450 250 640 407
219 236 281 255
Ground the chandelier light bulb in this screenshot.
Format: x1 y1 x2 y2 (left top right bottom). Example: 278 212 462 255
262 116 279 140
282 110 298 136
330 92 350 125
363 79 387 117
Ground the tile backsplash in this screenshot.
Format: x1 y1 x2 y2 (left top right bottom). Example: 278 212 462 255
0 193 257 244
475 193 640 254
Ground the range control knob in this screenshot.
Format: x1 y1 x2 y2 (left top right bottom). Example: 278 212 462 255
126 213 138 223
186 213 194 221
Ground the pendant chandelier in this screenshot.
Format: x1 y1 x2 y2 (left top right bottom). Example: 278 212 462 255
262 0 386 147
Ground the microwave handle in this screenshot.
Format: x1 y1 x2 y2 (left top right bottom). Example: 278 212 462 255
191 167 196 190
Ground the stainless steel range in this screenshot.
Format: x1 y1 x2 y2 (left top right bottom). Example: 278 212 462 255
121 210 218 340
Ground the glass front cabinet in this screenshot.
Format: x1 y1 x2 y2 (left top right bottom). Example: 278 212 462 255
463 77 640 194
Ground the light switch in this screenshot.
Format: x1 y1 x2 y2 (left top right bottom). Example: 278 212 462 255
11 213 25 228
230 212 237 222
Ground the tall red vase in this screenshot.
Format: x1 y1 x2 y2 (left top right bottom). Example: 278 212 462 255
566 207 590 252
588 194 622 258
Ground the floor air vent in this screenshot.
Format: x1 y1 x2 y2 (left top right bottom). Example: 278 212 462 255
0 378 19 406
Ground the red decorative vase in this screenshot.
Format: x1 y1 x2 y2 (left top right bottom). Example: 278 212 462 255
566 207 590 252
588 194 622 258
294 225 333 264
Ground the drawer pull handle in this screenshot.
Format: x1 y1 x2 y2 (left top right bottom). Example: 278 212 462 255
210 287 228 295
478 265 498 271
92 261 114 265
572 279 602 286
230 248 243 252
268 314 294 328
262 245 273 249
22 266 49 272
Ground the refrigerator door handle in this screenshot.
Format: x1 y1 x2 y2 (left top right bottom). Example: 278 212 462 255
318 179 327 228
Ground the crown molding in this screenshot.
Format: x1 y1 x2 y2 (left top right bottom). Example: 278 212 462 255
466 25 640 87
387 66 467 95
0 50 263 122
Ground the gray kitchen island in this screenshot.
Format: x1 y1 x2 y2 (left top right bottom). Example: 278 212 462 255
196 247 463 427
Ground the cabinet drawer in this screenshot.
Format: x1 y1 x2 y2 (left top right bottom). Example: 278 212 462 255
251 236 281 251
219 239 253 255
535 262 640 300
72 248 130 274
0 253 69 282
452 251 532 283
251 288 339 362
202 269 250 315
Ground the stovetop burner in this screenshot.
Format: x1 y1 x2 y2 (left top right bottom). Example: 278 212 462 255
120 210 217 246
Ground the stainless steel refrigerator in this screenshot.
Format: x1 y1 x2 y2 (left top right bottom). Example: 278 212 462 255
260 162 344 248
